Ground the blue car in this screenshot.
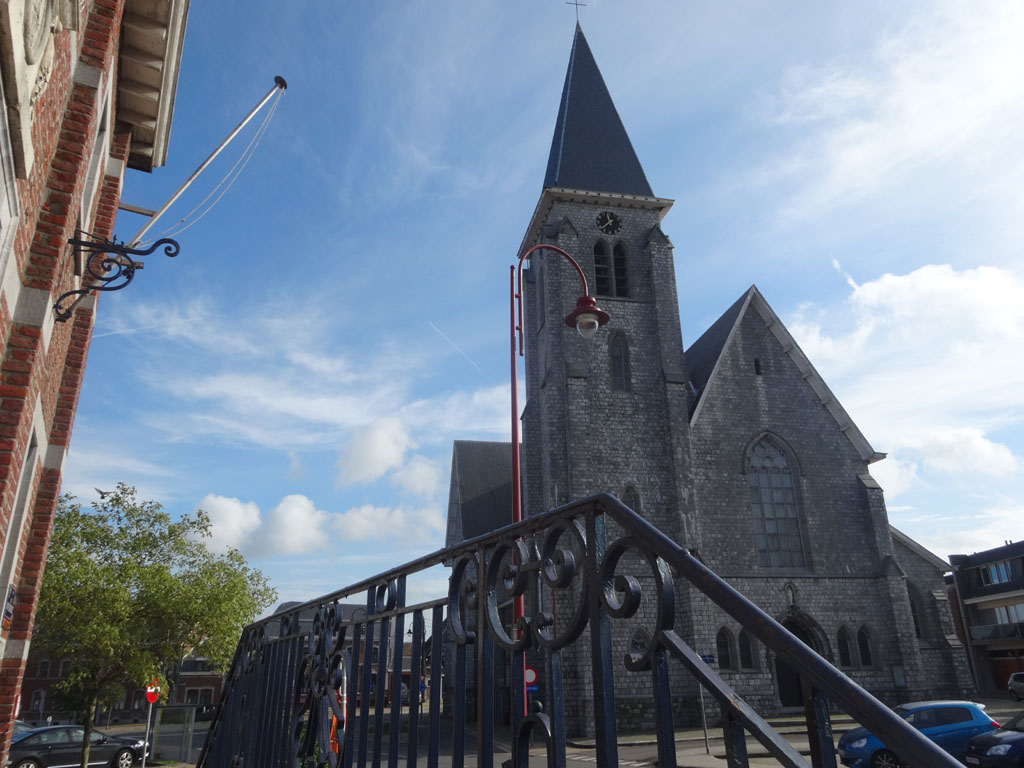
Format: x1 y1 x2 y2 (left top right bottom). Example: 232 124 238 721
837 700 999 767
964 709 1024 767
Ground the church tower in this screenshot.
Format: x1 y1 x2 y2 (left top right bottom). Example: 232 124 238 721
520 24 697 548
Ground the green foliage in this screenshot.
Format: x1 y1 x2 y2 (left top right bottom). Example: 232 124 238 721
35 483 276 718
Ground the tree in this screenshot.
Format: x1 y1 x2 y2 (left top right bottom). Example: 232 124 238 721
33 484 277 768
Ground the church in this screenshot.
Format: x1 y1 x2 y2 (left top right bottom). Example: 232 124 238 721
445 24 972 729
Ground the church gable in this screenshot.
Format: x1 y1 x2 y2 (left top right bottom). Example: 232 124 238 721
688 286 883 465
686 289 890 576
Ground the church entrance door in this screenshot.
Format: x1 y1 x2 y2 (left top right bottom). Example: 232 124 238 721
775 621 816 708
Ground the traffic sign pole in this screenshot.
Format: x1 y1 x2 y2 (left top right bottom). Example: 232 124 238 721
142 700 153 768
697 655 714 755
142 679 160 768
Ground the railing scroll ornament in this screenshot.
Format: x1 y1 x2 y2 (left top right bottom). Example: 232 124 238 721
197 494 964 768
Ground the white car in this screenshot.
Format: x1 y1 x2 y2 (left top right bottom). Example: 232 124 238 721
1010 671 1024 701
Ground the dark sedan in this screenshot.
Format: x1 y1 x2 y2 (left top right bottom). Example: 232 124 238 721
965 710 1024 767
7 725 146 768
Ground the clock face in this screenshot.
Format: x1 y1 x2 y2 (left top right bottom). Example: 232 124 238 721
596 211 621 235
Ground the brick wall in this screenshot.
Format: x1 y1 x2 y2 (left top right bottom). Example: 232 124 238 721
0 0 129 758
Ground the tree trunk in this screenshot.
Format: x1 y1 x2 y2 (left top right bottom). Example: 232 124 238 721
79 698 97 768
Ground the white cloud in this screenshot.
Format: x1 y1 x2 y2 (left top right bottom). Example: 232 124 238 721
912 504 1024 560
331 503 445 543
192 491 446 563
197 494 262 552
391 455 443 498
868 456 918 498
759 1 1024 224
788 263 1024 495
256 495 332 556
400 384 509 440
902 428 1018 477
337 417 417 485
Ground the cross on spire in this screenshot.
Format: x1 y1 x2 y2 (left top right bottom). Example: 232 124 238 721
565 0 587 22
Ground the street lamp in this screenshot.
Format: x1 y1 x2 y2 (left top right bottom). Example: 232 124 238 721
509 243 609 716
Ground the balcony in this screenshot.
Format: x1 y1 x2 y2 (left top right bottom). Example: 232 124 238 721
969 621 1024 643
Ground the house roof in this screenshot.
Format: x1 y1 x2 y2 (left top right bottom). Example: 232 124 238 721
949 539 1024 569
446 440 513 547
543 24 653 197
685 289 750 396
686 285 884 465
891 526 950 571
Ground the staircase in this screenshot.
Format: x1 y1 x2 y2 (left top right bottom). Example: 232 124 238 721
197 493 966 768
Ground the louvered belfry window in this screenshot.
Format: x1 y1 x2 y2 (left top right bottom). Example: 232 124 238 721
746 437 809 568
612 242 629 297
594 241 611 296
594 240 629 297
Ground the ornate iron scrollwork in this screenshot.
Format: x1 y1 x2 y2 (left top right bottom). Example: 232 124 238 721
53 235 180 322
293 601 350 768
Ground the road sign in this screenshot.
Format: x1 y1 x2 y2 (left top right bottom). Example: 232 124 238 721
146 678 161 704
524 666 538 686
699 654 715 665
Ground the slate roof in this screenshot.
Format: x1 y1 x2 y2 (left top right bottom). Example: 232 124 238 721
685 285 883 464
949 539 1024 569
543 24 653 197
447 440 513 546
684 287 754 400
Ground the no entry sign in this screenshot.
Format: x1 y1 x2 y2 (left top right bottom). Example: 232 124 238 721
524 666 538 686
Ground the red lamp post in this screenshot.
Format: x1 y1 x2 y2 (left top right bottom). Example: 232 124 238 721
509 244 609 716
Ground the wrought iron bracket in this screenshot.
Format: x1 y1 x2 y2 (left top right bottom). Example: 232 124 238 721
53 236 180 322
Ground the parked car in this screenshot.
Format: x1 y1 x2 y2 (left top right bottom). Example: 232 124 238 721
1009 672 1024 701
837 700 999 768
8 725 147 768
965 710 1024 766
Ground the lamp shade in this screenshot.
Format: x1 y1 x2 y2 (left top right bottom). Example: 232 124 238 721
564 295 610 338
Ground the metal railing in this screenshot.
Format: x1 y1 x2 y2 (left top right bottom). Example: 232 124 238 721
969 621 1024 642
197 493 963 768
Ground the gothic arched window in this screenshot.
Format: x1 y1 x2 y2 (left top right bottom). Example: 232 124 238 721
746 436 809 568
594 241 611 296
610 333 631 392
612 242 629 297
857 626 874 667
630 628 649 653
738 630 756 669
716 628 735 670
621 485 641 514
837 627 853 667
907 582 928 640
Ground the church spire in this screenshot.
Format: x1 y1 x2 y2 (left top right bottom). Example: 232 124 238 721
543 24 653 197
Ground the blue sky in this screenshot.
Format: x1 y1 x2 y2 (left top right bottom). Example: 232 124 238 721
66 1 1024 604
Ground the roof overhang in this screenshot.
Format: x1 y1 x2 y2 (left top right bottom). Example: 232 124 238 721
519 186 673 255
964 588 1024 607
117 0 191 172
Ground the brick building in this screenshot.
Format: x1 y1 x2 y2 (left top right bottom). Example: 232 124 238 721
446 24 973 732
18 652 223 726
0 0 189 758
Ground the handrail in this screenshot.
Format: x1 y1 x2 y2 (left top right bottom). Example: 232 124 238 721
198 493 964 768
